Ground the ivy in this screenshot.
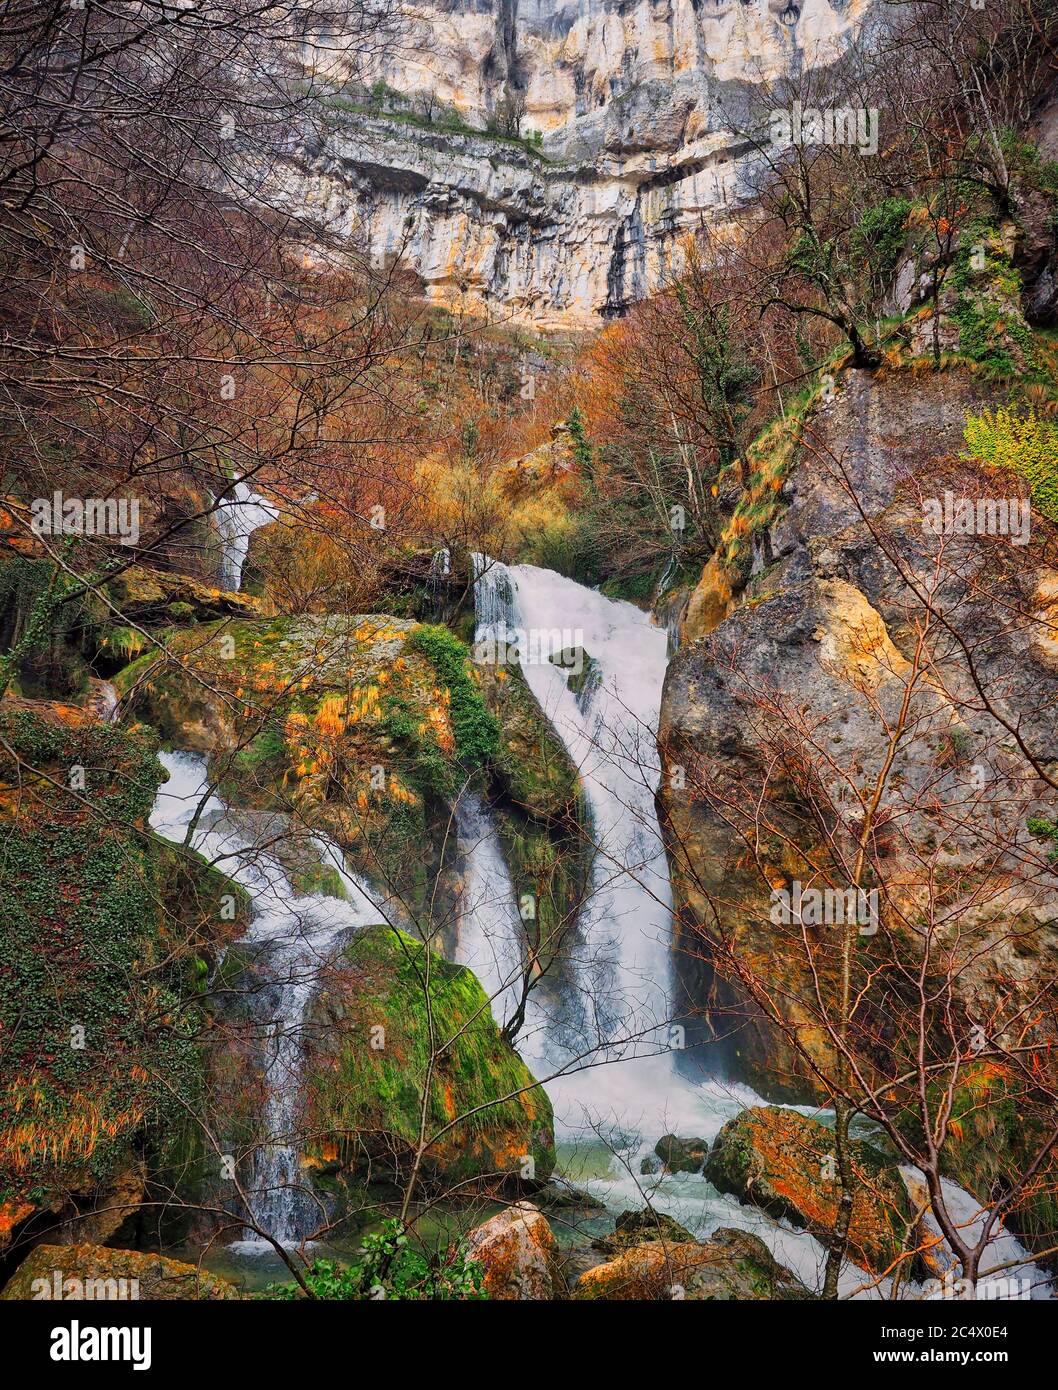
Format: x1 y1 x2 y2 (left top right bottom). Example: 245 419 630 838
408 625 501 774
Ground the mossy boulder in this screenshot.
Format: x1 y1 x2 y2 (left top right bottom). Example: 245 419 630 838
0 700 246 1232
574 1228 810 1301
1 1244 238 1300
706 1107 916 1275
113 615 504 909
300 925 555 1189
103 563 265 623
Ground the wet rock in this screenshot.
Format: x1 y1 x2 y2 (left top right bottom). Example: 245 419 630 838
593 1207 697 1254
466 1202 564 1300
655 1134 709 1174
301 925 555 1189
1 1244 239 1300
706 1107 917 1275
574 1227 810 1300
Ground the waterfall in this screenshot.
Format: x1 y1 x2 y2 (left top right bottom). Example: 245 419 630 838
149 750 382 1248
454 791 524 1030
471 554 720 1136
214 479 279 591
87 677 120 723
469 556 1053 1298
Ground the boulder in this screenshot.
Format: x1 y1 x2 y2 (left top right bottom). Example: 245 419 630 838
706 1107 916 1275
301 925 555 1189
574 1228 810 1300
465 1202 563 1299
655 1134 709 1174
593 1208 697 1255
1 1244 238 1301
0 701 241 1231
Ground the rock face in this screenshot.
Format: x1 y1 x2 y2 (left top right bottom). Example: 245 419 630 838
707 1107 917 1274
658 363 1058 1250
1 1244 238 1301
466 1201 563 1298
574 1226 810 1299
278 0 877 325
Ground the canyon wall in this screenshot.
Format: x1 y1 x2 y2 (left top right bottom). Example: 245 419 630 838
277 0 874 327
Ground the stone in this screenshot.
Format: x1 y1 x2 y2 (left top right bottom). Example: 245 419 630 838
594 1208 697 1254
1 1244 239 1300
466 1202 564 1299
655 1133 709 1174
706 1107 917 1275
574 1228 810 1300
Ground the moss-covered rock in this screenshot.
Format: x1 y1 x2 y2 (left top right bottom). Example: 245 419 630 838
706 1107 916 1276
0 553 102 698
573 1228 810 1300
113 615 501 911
0 699 246 1233
300 924 555 1188
593 1208 697 1255
1 1243 238 1300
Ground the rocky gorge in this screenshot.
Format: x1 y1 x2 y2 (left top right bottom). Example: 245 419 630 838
276 0 877 325
1 0 1057 1317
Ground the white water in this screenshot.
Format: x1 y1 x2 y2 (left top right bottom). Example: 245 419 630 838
214 478 279 591
454 791 525 1030
88 677 120 723
469 556 1052 1299
472 555 721 1138
150 750 382 1247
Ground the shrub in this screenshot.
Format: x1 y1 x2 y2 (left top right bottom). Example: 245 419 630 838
963 406 1058 521
408 625 501 772
265 1219 486 1300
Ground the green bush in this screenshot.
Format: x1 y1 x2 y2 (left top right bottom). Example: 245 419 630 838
265 1219 486 1300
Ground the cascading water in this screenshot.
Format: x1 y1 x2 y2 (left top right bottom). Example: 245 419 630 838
214 479 279 591
468 555 1052 1298
472 554 722 1136
454 791 525 1030
87 677 120 723
150 750 382 1248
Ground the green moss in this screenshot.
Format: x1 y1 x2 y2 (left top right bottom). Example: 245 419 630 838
407 625 501 776
0 704 233 1213
898 1062 1058 1259
303 924 555 1186
0 554 102 698
948 223 1036 375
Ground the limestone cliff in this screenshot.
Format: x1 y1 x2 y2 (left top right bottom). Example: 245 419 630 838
277 0 874 326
